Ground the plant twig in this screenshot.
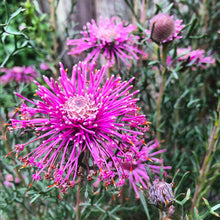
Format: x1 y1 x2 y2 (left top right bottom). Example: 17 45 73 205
156 44 168 142
191 103 220 212
75 165 84 220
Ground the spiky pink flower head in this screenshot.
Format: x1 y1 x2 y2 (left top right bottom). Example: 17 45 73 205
167 47 215 69
115 139 171 198
11 62 149 193
146 13 185 44
67 17 144 67
0 66 39 85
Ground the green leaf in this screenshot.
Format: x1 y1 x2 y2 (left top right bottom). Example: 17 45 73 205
109 205 121 214
186 16 197 38
174 171 190 194
148 60 160 65
202 198 220 218
175 188 191 205
30 194 40 203
193 207 200 220
155 4 163 14
145 165 153 183
160 166 164 180
136 22 148 34
164 3 174 13
189 34 207 39
172 169 180 183
187 98 200 108
7 8 25 25
171 69 179 79
138 190 151 220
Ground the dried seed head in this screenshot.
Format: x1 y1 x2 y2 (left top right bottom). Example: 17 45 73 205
148 180 174 211
150 13 175 43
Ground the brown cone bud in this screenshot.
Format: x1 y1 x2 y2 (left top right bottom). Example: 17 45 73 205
150 13 175 43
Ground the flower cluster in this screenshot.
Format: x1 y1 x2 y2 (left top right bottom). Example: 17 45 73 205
67 17 143 67
114 139 171 198
0 66 39 85
146 13 185 44
167 47 215 69
10 62 167 195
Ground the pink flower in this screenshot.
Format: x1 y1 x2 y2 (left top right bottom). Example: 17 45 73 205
11 62 150 194
4 174 21 188
67 17 144 67
146 13 185 44
167 47 215 69
115 139 171 198
40 62 50 71
0 66 39 85
94 139 171 198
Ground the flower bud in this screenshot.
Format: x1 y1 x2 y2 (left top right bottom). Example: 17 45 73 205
150 13 175 43
148 180 174 210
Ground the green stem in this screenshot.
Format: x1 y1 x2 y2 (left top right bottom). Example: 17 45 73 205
159 210 163 220
156 73 166 142
75 165 84 220
200 0 207 29
156 44 168 142
174 107 179 150
190 104 220 213
159 210 167 220
76 184 81 220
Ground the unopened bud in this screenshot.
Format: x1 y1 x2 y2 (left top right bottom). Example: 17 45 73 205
150 13 175 43
148 180 174 211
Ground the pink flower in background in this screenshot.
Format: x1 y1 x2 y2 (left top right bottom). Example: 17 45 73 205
0 66 39 85
4 174 21 188
146 13 185 44
67 17 144 67
167 47 215 69
11 62 149 193
40 62 50 71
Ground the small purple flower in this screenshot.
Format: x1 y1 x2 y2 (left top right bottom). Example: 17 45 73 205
167 47 215 69
11 62 149 193
146 13 185 44
0 66 39 85
67 17 144 67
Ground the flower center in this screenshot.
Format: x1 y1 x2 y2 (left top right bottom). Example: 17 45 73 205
63 95 98 121
13 67 24 73
97 28 117 42
121 161 138 171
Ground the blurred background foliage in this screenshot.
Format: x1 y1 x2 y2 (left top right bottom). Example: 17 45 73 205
0 0 219 219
